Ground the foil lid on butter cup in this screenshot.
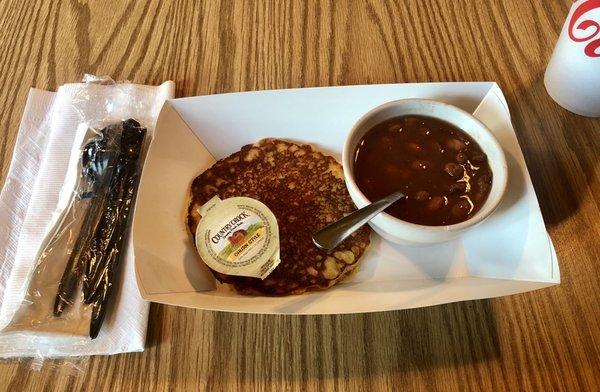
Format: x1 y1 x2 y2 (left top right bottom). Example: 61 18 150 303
195 196 280 279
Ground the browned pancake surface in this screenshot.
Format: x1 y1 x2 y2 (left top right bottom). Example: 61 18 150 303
187 138 370 295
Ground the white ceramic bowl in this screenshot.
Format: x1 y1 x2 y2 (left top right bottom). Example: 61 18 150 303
342 99 508 245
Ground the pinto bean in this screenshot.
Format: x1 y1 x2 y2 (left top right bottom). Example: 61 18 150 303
451 199 471 217
449 182 467 194
414 190 430 201
445 138 466 151
470 150 487 163
476 173 492 192
427 196 445 211
444 162 464 177
388 122 402 132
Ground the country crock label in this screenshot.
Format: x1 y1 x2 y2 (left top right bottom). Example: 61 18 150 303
196 196 280 279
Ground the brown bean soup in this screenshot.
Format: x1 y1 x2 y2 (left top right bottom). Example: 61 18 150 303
354 115 493 226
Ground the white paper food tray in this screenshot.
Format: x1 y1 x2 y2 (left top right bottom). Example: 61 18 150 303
133 82 559 314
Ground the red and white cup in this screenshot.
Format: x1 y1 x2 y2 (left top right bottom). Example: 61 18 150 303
544 0 600 117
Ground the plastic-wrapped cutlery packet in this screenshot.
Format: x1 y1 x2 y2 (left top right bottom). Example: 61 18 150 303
0 75 167 360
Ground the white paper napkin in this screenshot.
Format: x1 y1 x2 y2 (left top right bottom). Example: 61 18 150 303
0 80 174 357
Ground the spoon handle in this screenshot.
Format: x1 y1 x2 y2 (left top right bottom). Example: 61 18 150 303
312 192 405 252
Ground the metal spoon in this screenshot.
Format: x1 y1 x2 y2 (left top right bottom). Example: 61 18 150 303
312 191 405 252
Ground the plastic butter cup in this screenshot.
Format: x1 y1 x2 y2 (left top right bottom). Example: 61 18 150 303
195 196 280 279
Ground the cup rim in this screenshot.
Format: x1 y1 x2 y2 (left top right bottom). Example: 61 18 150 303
342 98 508 233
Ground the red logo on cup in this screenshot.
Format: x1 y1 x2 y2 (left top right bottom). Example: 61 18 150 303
569 0 600 57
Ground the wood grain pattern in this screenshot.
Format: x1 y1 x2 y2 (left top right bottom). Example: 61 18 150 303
0 0 599 391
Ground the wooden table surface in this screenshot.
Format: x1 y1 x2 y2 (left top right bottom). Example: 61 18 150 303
0 1 598 391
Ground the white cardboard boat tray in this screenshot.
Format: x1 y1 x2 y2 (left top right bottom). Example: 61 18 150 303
133 82 560 314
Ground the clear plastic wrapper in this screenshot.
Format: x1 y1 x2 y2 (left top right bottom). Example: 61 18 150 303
0 75 168 364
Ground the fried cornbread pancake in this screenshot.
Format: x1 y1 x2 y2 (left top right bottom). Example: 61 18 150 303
187 138 371 295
